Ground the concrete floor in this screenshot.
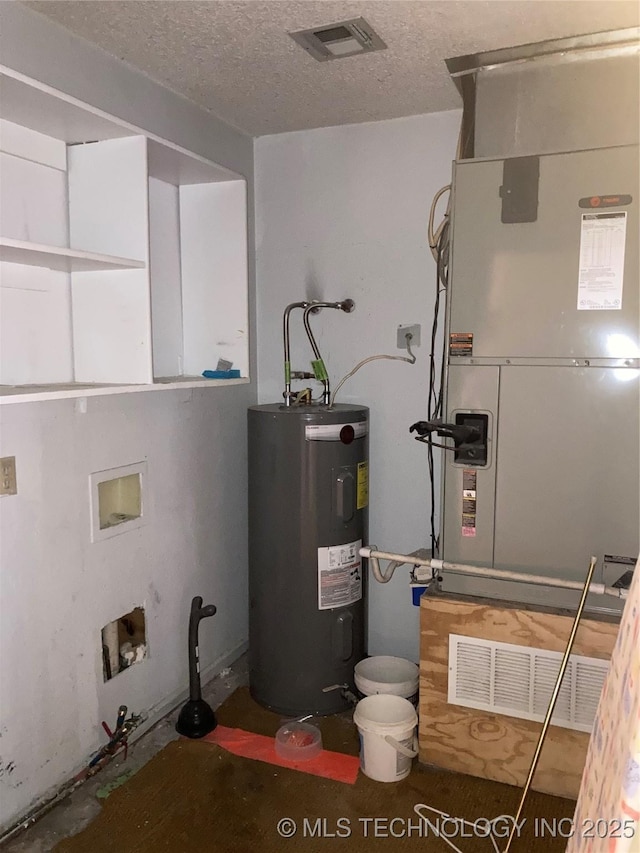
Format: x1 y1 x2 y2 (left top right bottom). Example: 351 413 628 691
3 655 249 852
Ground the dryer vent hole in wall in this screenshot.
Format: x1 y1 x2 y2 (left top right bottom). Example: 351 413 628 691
101 607 147 682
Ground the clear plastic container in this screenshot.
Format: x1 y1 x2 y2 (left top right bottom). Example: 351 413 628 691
274 721 322 761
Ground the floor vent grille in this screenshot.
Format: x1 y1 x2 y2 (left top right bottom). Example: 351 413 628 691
448 634 608 733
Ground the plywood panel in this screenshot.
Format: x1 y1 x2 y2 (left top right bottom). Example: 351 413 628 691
419 593 619 799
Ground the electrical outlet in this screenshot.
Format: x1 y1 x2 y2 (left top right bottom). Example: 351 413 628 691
397 324 421 349
0 457 17 496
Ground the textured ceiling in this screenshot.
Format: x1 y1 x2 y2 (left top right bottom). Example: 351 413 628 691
26 1 640 136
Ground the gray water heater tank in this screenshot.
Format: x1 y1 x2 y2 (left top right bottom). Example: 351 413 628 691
248 403 369 715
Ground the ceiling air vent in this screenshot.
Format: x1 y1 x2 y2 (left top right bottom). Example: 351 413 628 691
290 18 387 62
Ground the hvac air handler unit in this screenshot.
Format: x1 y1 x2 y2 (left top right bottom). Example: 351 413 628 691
248 300 368 715
413 31 639 612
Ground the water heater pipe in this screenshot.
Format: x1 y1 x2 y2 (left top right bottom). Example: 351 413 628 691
282 301 311 407
359 545 624 598
303 300 355 405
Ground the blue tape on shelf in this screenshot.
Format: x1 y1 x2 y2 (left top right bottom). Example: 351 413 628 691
202 370 241 379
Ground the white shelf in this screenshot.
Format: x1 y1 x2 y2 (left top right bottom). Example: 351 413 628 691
0 238 145 272
0 69 238 182
0 377 250 404
1 68 249 391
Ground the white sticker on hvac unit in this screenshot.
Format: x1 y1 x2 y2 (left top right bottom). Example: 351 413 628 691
317 539 362 610
577 211 627 310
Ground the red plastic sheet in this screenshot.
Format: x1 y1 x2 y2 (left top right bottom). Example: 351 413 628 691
201 725 360 784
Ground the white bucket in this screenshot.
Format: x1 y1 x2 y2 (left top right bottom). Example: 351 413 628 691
354 656 419 705
353 694 418 782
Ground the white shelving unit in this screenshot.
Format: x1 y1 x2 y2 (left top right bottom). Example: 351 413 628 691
0 67 249 400
0 238 145 272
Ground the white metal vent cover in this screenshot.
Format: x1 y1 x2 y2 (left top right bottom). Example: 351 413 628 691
448 634 609 733
289 18 387 62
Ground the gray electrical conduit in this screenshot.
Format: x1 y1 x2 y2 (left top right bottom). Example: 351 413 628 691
359 545 624 598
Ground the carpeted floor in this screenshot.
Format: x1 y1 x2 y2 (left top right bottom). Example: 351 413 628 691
54 688 575 852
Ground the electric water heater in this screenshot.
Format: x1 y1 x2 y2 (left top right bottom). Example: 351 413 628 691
248 403 368 715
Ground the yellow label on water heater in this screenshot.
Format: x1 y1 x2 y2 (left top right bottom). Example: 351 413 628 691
357 462 369 510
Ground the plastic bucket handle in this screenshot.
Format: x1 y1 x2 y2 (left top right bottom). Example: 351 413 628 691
384 733 418 759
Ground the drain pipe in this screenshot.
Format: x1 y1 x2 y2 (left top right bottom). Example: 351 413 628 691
359 545 625 598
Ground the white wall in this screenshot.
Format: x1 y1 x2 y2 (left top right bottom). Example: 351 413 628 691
0 5 255 830
255 111 461 661
0 387 252 826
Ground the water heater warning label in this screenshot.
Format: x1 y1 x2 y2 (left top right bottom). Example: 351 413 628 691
318 539 362 610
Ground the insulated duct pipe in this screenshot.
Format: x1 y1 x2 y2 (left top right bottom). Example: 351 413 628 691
359 545 624 598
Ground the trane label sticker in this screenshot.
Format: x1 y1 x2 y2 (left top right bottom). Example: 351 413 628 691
318 539 363 610
461 469 477 538
577 211 627 311
578 194 632 209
